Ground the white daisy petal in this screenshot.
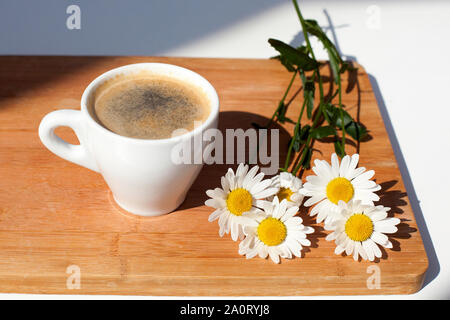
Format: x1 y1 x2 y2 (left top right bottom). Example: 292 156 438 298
257 242 269 259
371 231 389 245
374 218 400 234
362 240 374 261
205 198 225 209
349 154 359 171
335 245 345 255
208 209 223 222
285 216 303 227
365 238 382 259
225 169 236 190
353 241 361 261
352 170 375 185
250 178 272 196
221 176 230 193
304 175 327 186
331 153 340 176
304 194 326 207
339 155 350 177
206 188 226 199
255 199 272 212
347 166 366 180
352 180 377 189
230 219 239 241
254 187 278 199
345 240 354 255
286 238 302 257
303 226 315 234
383 241 393 249
243 165 259 189
358 242 368 261
316 206 329 223
368 210 388 222
279 244 292 259
282 207 299 222
297 238 311 247
236 163 249 187
268 247 280 264
218 213 228 237
310 200 326 217
246 247 259 259
326 232 337 241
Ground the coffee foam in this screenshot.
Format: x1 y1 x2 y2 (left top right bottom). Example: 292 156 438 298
91 71 211 139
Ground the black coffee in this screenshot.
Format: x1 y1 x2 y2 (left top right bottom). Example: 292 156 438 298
93 75 210 139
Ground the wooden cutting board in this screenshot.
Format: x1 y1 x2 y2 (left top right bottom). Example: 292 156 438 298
0 56 427 295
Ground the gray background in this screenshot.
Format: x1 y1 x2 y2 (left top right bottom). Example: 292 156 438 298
0 0 287 55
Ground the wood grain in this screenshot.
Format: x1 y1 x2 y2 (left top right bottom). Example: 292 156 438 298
0 56 428 295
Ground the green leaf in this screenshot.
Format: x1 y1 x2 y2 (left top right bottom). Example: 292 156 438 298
275 101 295 124
292 127 302 152
335 107 353 128
299 69 306 84
276 101 287 119
271 55 296 72
311 126 336 139
303 19 342 84
291 124 311 153
334 140 346 157
324 103 337 126
324 104 353 128
278 115 296 124
304 80 315 119
304 20 342 64
301 147 313 169
296 45 308 55
346 121 368 141
327 49 340 84
299 124 311 142
268 39 318 71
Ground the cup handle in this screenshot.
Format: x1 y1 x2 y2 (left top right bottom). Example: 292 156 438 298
38 109 100 173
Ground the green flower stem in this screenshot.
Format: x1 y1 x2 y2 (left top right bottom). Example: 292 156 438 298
283 97 307 171
271 0 352 175
337 72 346 149
292 0 324 101
266 69 298 128
291 135 312 175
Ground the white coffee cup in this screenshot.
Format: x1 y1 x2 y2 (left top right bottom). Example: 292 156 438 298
38 63 219 216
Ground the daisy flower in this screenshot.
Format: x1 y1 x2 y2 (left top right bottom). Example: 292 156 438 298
238 197 314 263
205 163 278 241
269 172 304 207
325 200 400 261
300 153 381 224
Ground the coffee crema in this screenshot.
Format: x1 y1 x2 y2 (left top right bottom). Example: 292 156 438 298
93 73 210 139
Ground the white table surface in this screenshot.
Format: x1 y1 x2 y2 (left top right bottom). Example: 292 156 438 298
1 0 448 300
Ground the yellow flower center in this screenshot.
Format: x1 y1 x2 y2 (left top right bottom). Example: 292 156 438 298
257 217 287 246
277 187 294 202
226 188 253 216
326 177 354 204
345 214 374 242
